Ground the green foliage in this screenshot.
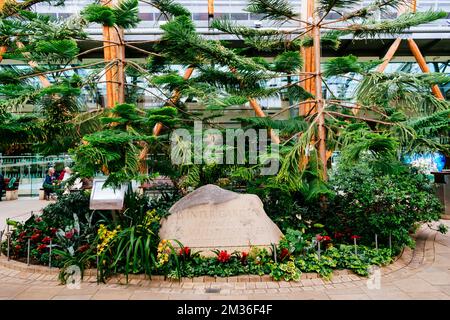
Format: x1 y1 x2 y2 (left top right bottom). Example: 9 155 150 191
273 51 303 73
33 39 79 61
160 15 263 71
150 0 191 18
0 113 41 154
246 0 295 21
238 116 308 136
338 125 399 171
82 4 115 27
352 11 447 38
97 226 156 282
318 0 361 14
114 0 140 29
357 72 450 115
82 0 140 28
323 55 381 77
41 191 93 228
327 161 443 249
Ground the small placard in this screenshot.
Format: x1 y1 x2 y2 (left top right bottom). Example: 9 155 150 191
89 178 127 210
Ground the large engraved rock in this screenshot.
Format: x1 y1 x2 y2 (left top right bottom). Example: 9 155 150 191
159 184 283 255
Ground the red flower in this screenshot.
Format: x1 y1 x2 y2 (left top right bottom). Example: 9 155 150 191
77 244 90 253
350 235 361 240
50 228 58 235
316 234 324 242
30 233 40 242
19 231 26 238
35 217 43 223
37 244 47 252
322 236 331 242
15 245 22 251
280 248 290 261
217 250 231 263
240 252 248 265
334 232 344 239
178 246 191 257
65 230 74 239
42 236 52 244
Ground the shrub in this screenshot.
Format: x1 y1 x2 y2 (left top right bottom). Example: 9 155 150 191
327 162 443 249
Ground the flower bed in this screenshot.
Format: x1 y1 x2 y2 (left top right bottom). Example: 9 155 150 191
1 192 397 284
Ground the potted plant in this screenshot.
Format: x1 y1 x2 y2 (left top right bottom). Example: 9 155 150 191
5 177 19 200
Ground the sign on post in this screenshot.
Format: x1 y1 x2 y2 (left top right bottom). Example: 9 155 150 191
89 178 127 210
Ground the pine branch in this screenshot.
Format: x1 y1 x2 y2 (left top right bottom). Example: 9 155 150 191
318 0 362 15
246 0 296 21
211 18 288 37
350 11 447 38
144 0 190 18
323 54 381 77
114 0 140 29
160 16 265 71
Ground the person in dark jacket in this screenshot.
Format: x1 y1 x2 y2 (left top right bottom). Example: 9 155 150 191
43 167 57 200
0 172 4 201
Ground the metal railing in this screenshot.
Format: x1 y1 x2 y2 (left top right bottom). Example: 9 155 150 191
0 154 73 196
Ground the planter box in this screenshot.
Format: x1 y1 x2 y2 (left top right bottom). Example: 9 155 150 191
5 190 18 200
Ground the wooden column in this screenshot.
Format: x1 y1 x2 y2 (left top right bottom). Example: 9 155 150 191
300 0 316 116
0 46 6 63
208 0 214 26
101 0 125 108
101 0 115 109
313 19 327 180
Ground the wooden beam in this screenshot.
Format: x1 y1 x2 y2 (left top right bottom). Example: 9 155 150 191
377 38 402 72
248 99 280 144
16 42 51 87
152 67 195 136
407 38 444 100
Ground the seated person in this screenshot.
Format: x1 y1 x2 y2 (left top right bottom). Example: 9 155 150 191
42 167 58 200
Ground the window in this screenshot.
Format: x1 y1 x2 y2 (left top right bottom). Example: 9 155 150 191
230 13 249 21
193 13 208 21
139 13 154 21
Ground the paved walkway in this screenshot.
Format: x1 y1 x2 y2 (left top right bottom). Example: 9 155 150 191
0 198 51 232
0 199 449 299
